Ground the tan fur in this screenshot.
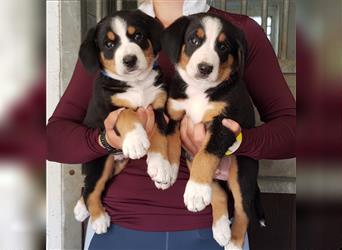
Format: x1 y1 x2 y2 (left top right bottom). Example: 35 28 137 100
217 54 234 83
115 109 142 138
151 92 167 109
144 40 154 68
87 155 115 219
167 99 185 121
211 182 229 224
111 96 136 109
107 31 115 41
228 156 249 248
218 33 226 42
148 126 168 160
127 26 136 35
167 125 181 167
179 45 190 70
189 132 221 184
113 159 129 176
100 52 116 75
202 101 227 123
196 28 205 38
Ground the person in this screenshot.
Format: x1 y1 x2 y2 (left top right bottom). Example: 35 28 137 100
47 0 296 249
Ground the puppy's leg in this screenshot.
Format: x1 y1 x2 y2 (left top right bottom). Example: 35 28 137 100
147 93 178 189
211 181 231 247
116 109 150 159
166 120 181 184
226 156 258 250
85 155 114 234
74 196 89 222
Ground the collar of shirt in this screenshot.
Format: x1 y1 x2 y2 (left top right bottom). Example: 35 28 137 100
138 0 210 17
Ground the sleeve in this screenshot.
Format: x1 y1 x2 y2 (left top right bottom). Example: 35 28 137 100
47 60 106 164
235 18 296 160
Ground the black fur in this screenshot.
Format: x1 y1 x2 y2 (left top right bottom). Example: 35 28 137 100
79 11 165 208
161 13 265 237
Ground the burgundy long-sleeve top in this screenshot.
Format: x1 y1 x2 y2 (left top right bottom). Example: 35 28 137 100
47 8 296 231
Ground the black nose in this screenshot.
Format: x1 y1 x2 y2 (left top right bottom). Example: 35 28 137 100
123 55 137 68
198 63 213 76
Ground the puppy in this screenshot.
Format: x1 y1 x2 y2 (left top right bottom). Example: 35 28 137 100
161 14 264 250
73 10 179 234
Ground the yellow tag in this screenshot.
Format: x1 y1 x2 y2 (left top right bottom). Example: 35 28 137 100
225 132 243 156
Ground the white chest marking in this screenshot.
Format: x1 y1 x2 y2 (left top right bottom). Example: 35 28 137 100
170 85 213 124
115 70 162 109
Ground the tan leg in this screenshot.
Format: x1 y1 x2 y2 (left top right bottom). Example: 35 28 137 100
183 132 221 212
147 126 174 190
116 109 150 159
227 156 248 249
211 181 231 247
87 155 114 234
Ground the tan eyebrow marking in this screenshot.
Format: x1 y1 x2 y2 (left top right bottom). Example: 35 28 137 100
127 26 136 35
196 28 205 38
106 31 115 40
218 33 226 42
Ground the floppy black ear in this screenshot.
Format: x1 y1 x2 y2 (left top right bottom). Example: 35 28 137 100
234 33 247 79
160 16 190 64
135 10 164 54
79 27 99 73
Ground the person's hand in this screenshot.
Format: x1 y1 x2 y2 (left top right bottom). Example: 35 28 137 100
100 106 155 149
180 116 206 156
180 117 241 157
221 118 241 136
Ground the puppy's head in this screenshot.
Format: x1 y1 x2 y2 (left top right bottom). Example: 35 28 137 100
161 14 246 87
79 10 163 79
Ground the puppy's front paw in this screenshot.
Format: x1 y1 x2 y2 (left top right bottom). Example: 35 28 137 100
225 241 242 250
122 124 150 159
73 199 89 222
147 153 177 190
183 180 212 212
90 212 111 234
213 215 231 246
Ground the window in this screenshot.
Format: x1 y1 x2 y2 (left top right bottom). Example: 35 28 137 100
251 16 273 40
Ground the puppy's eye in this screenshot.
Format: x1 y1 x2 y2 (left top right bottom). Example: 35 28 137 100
104 40 115 49
189 37 201 46
218 43 229 52
134 32 144 42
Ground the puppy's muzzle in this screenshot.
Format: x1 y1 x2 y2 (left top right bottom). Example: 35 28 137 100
123 55 138 70
197 63 213 78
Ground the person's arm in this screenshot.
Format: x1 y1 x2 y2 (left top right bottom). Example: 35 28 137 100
47 60 106 164
235 18 296 160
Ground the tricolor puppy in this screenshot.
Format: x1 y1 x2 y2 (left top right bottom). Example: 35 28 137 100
161 14 264 250
73 10 179 234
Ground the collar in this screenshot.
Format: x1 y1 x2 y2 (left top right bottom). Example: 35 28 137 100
138 0 210 17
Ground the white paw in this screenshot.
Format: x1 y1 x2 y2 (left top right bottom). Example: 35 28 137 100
183 180 212 212
212 215 231 246
225 241 242 250
73 199 89 222
90 212 111 234
147 153 176 190
170 163 179 185
122 124 150 159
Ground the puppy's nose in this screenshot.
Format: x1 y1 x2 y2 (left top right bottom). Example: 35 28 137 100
198 63 213 76
123 55 137 68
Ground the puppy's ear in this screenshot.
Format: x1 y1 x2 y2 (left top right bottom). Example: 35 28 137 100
79 27 99 73
160 16 190 64
234 33 247 79
135 10 164 54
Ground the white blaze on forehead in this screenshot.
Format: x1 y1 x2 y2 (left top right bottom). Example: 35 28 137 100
111 17 129 43
108 16 149 79
201 16 222 51
183 16 223 85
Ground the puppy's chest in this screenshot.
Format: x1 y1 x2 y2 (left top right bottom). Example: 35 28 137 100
111 76 163 109
171 87 226 124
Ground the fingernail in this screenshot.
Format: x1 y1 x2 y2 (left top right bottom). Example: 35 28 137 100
222 119 232 127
